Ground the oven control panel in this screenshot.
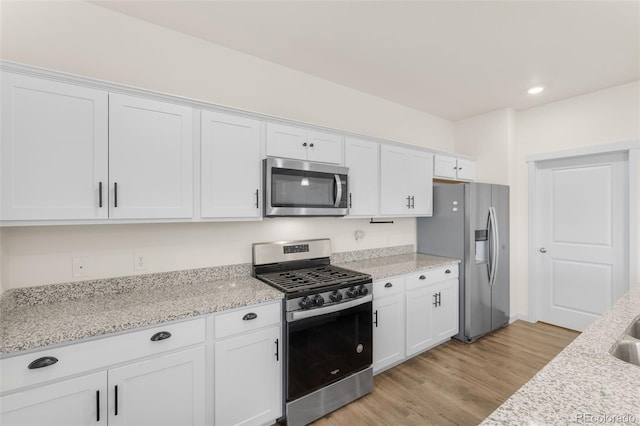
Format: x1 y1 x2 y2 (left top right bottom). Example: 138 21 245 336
287 282 373 313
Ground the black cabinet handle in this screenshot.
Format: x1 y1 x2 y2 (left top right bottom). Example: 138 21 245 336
150 331 171 341
349 193 352 208
438 292 442 307
114 385 118 416
406 195 411 208
275 339 279 361
96 390 100 422
114 182 118 208
28 356 58 369
255 189 259 208
302 142 308 147
433 293 438 307
384 282 393 288
410 195 415 209
98 182 103 208
309 143 314 148
445 269 451 274
243 312 258 321
419 275 426 280
374 310 378 327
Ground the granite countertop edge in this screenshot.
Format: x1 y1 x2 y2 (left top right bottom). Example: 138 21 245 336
1 249 459 356
481 284 640 424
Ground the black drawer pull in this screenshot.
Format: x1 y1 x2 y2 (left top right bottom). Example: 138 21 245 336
28 356 58 369
243 312 258 321
150 331 171 341
419 275 426 280
445 269 451 274
96 390 101 422
384 282 393 288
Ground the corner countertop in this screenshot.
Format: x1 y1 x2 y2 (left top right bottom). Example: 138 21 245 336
482 284 640 425
0 275 283 355
336 253 460 280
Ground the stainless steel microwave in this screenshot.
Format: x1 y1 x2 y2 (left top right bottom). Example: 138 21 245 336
263 157 349 217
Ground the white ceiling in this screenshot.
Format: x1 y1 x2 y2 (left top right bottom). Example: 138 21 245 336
91 1 640 121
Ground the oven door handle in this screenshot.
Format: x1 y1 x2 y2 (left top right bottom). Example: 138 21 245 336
287 294 372 322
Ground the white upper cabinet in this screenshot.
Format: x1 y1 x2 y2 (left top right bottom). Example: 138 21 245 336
266 123 342 164
109 94 194 219
380 144 433 216
434 154 476 181
201 111 261 219
344 137 379 216
1 72 109 221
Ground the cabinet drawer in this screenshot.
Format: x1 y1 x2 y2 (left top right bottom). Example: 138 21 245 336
373 277 405 297
406 265 459 291
215 301 281 340
1 317 205 394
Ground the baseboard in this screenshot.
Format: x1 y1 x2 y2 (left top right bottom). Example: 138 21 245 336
509 312 533 323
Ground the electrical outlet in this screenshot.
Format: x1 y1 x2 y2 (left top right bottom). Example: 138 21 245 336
134 253 147 272
72 257 89 277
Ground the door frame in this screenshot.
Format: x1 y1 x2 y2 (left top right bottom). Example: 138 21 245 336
527 140 639 323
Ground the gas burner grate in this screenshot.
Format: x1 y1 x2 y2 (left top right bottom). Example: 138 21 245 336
257 265 370 293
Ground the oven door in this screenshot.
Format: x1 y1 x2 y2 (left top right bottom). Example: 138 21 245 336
286 295 372 401
264 157 349 217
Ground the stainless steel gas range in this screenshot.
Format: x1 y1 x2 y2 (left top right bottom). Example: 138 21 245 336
252 239 373 426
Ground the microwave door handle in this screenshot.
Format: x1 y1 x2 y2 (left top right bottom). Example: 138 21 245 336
334 174 343 207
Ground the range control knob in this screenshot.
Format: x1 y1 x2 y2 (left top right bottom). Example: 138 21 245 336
299 296 315 310
313 295 325 307
358 285 369 296
329 290 343 303
346 287 359 298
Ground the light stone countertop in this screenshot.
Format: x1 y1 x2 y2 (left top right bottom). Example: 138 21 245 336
0 247 459 356
0 275 282 355
482 284 640 425
336 252 460 280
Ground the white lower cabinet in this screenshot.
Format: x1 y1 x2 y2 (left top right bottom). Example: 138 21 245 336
372 265 459 374
0 371 106 426
213 301 282 426
0 318 207 426
108 347 206 426
372 292 405 373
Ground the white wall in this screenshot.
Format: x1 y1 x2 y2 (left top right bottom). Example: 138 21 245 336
0 1 453 292
454 108 514 185
1 219 415 289
512 81 640 317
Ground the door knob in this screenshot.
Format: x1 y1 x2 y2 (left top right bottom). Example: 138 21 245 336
539 248 547 253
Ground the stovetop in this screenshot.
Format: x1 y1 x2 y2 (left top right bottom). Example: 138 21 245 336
256 264 371 295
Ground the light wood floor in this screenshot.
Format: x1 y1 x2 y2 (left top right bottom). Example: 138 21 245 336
312 321 578 426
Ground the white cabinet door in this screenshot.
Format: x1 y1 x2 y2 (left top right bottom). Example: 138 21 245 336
266 123 343 164
1 72 109 221
408 149 433 216
0 371 106 426
201 111 261 218
373 293 405 374
265 123 308 161
308 130 343 164
433 154 457 179
405 284 435 357
345 137 379 216
108 347 206 426
109 94 193 219
456 158 476 181
432 279 459 341
215 325 282 426
380 144 410 216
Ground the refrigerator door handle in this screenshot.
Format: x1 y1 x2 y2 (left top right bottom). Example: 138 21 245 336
488 206 500 287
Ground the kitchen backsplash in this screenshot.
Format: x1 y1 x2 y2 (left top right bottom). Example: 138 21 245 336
0 244 415 312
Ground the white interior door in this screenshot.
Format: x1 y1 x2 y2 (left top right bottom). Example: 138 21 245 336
536 152 628 331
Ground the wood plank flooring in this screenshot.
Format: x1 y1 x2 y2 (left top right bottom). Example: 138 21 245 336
312 321 578 426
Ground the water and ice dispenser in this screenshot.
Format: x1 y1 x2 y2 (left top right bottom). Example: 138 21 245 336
475 229 488 263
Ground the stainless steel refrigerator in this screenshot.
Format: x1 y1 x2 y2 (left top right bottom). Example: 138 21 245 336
417 182 510 343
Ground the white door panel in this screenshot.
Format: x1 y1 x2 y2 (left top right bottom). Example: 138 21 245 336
537 152 628 331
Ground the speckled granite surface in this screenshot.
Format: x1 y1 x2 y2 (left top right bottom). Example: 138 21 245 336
482 284 640 425
336 252 460 280
0 272 281 355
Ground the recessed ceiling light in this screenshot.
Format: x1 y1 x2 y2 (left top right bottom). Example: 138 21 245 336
528 86 544 95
